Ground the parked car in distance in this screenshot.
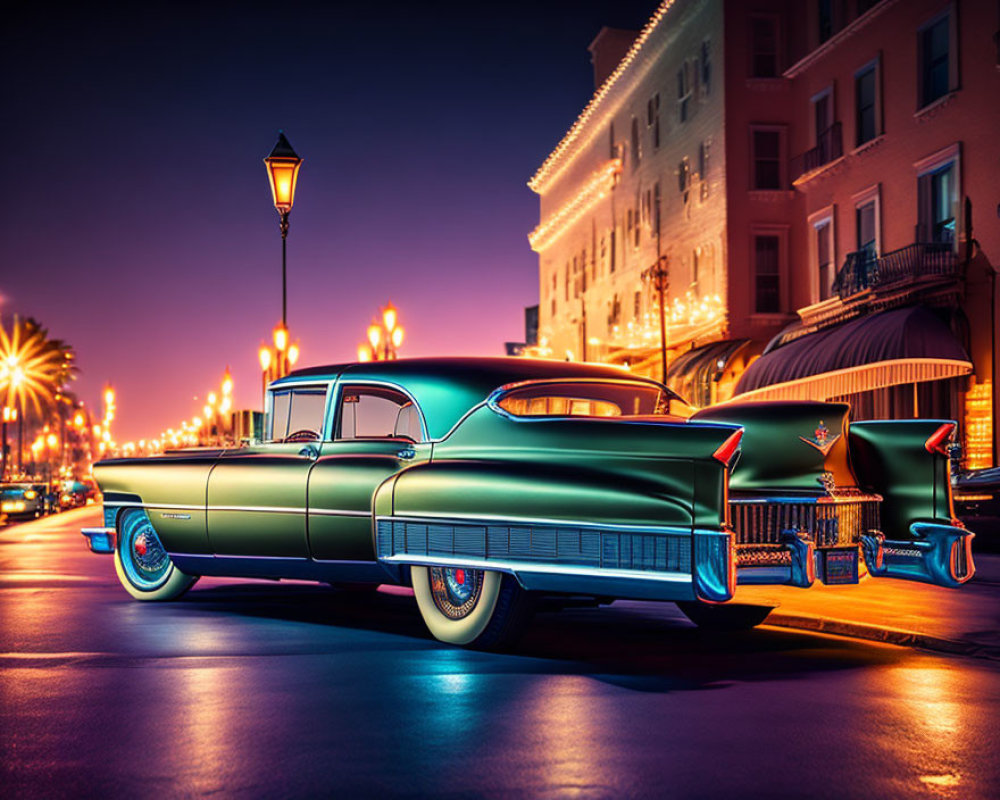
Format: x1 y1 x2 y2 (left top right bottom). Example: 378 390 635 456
1 483 49 519
81 357 976 648
59 479 97 509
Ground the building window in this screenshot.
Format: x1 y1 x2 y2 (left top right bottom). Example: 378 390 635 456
630 117 641 170
916 146 959 243
610 228 617 272
818 0 833 43
633 204 641 248
692 248 701 292
564 263 570 300
853 186 880 259
751 128 782 189
634 291 641 321
608 123 616 159
677 62 692 122
698 141 710 199
855 61 878 145
700 40 711 95
653 182 661 238
678 158 691 203
750 16 779 78
812 212 835 301
919 10 952 108
647 94 660 149
754 235 781 313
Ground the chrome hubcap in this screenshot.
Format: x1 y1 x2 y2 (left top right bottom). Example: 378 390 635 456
429 566 483 619
121 512 171 590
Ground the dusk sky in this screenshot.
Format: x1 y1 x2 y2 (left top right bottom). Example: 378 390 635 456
1 0 657 441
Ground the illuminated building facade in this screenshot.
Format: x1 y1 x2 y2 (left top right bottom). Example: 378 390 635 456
529 0 998 466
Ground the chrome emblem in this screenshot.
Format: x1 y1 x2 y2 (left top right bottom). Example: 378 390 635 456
800 420 840 456
817 471 836 495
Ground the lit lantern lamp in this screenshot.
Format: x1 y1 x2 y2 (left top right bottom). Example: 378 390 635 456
263 132 303 333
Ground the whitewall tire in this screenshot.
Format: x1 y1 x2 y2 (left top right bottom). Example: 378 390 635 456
113 509 198 601
411 565 532 649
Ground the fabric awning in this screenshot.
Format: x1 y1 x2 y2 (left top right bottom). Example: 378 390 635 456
667 339 751 406
733 306 972 402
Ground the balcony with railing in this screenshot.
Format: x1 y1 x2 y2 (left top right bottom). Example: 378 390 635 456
831 242 959 299
791 122 843 183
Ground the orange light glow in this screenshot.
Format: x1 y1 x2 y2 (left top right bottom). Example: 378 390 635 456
274 326 288 352
391 327 404 348
367 324 381 350
258 346 272 372
287 343 300 366
46 433 58 448
357 345 372 362
382 303 398 333
222 367 233 396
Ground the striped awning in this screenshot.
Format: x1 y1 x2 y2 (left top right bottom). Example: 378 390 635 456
667 339 751 407
733 306 972 402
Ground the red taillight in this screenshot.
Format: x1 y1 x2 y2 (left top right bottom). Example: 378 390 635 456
713 429 743 467
924 423 956 456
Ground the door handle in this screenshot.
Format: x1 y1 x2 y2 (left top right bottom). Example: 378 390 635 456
298 445 320 460
396 447 416 460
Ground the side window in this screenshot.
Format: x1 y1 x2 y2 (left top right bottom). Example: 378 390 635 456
269 388 327 442
335 386 423 442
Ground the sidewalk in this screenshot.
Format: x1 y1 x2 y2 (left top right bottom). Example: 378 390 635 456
737 554 1000 661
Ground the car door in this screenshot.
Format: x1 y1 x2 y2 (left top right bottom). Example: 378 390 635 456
207 383 329 558
307 383 431 562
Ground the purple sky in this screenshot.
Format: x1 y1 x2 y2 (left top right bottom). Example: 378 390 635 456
1 1 656 442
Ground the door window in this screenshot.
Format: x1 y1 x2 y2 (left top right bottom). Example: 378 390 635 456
268 387 328 442
335 386 423 442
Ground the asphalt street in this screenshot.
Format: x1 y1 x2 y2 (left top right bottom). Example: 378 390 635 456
2 507 999 799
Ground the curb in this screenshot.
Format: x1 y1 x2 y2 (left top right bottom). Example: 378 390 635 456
764 612 1000 662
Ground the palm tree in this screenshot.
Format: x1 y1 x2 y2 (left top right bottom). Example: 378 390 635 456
0 315 78 474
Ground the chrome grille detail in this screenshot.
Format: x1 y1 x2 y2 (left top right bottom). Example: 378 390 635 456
731 494 881 549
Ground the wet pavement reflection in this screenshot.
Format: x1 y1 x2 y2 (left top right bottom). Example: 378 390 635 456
2 509 999 798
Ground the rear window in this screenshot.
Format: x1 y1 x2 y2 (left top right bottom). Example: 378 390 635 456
494 381 688 418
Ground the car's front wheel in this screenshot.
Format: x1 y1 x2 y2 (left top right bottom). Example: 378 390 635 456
411 565 532 649
113 509 198 601
676 601 774 630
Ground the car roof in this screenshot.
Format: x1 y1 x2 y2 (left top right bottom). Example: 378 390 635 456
271 357 660 440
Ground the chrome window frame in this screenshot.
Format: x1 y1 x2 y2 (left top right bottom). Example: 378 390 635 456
264 381 336 443
327 378 429 443
485 377 689 423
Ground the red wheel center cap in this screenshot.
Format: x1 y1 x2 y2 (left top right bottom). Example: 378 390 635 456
134 536 148 557
454 569 465 584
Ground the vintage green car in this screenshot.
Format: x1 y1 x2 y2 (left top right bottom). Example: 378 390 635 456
82 357 975 648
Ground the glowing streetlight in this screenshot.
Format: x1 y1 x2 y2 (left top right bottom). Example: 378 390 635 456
264 132 302 334
287 343 300 367
359 303 405 361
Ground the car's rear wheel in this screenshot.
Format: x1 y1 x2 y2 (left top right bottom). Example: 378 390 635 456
411 565 532 649
676 601 774 630
114 509 198 601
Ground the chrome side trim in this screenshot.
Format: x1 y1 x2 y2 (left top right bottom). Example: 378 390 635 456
106 500 369 517
376 512 705 536
378 553 691 584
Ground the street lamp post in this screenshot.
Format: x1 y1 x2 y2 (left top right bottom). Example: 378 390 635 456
642 255 671 385
264 132 303 335
1 405 15 481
